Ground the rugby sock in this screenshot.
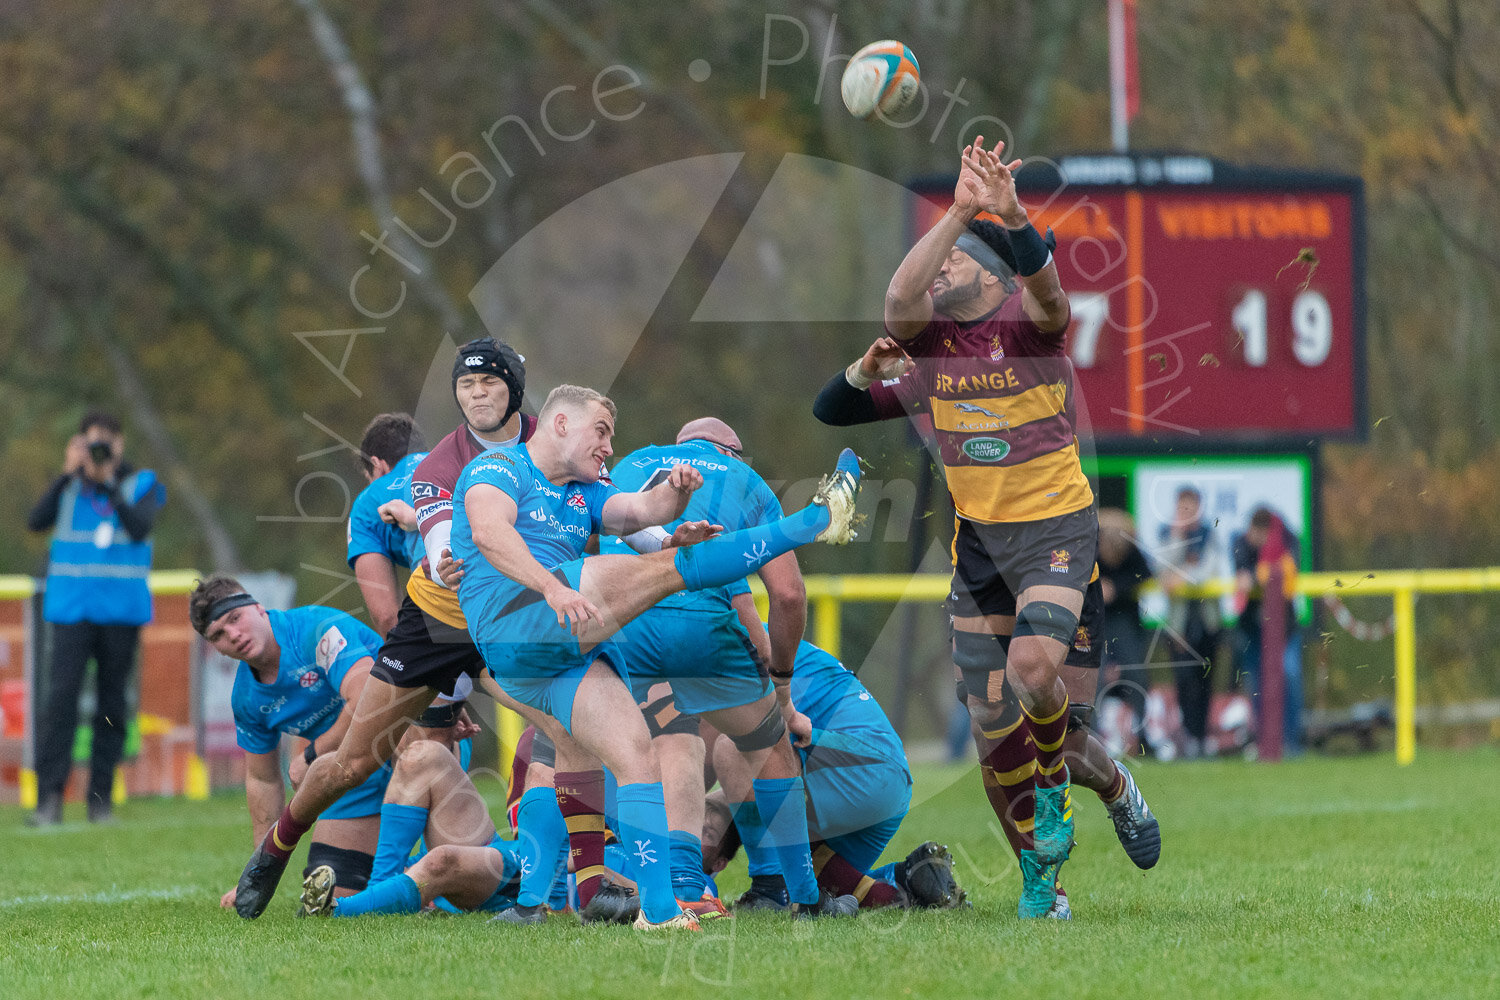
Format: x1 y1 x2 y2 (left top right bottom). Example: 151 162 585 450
615 781 679 924
515 786 568 908
331 873 421 917
369 803 429 884
813 845 900 909
1024 684 1071 790
752 776 819 906
1100 763 1128 804
980 714 1037 855
555 769 608 908
263 805 312 862
672 506 830 591
727 799 778 877
669 830 709 899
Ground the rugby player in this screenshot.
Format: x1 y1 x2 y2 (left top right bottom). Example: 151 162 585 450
449 384 863 929
346 412 427 637
813 138 1158 917
190 576 390 908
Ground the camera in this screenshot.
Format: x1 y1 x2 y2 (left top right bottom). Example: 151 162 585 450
87 440 115 464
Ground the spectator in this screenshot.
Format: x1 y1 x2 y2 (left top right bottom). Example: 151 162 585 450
1156 487 1227 759
25 411 166 825
1232 507 1304 757
1094 507 1154 756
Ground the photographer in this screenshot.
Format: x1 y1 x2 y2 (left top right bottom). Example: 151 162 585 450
25 411 166 825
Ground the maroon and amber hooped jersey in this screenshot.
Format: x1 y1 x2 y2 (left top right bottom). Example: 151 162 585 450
871 295 1093 524
407 413 537 628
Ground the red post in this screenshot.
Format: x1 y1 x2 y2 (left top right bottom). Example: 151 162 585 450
1258 518 1288 762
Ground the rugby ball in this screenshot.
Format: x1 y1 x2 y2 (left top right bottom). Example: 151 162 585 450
840 40 921 120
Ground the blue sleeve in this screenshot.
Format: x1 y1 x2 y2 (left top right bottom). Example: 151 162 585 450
347 491 398 569
467 453 530 503
753 477 784 526
300 609 380 694
587 479 621 535
127 469 166 505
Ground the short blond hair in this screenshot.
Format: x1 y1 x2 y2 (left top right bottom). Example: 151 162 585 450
539 384 616 421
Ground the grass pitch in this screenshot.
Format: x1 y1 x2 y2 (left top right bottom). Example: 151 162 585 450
4 750 1498 1000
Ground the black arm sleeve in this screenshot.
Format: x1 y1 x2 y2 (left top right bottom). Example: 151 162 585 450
106 482 162 543
27 475 73 533
812 372 883 427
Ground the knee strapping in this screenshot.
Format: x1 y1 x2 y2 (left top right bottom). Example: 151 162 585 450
1066 702 1096 734
642 693 700 739
304 843 375 892
729 705 787 753
530 730 556 770
953 630 1007 701
1013 601 1079 645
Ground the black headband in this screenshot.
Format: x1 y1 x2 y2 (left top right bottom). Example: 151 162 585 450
204 593 258 629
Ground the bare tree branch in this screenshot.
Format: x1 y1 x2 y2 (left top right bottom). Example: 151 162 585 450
295 0 470 335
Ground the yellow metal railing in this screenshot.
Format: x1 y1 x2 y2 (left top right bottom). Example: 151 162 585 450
7 566 1498 774
755 567 1500 766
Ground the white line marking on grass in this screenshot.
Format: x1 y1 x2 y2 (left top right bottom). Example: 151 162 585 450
1263 798 1424 817
0 886 212 908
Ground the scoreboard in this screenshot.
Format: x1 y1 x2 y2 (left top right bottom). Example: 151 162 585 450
910 153 1366 444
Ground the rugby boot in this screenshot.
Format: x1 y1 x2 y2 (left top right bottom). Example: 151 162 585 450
580 879 640 925
791 890 859 919
813 449 864 544
234 841 291 919
1017 849 1064 919
1032 771 1076 866
1104 762 1161 869
893 841 965 909
632 906 702 931
297 865 336 918
491 903 548 925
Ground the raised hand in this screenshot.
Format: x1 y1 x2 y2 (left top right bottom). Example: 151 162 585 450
961 136 1026 226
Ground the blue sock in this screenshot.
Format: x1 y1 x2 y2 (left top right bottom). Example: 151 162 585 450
515 786 568 907
752 776 819 906
673 506 829 591
332 873 421 917
730 799 778 877
615 781 678 923
669 830 708 899
370 803 429 883
868 861 898 887
547 834 570 911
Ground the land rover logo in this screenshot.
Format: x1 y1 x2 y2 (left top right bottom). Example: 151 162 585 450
962 437 1011 462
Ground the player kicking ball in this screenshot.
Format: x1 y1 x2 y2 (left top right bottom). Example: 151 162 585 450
449 385 863 930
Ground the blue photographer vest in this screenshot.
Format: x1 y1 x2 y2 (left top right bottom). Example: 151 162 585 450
43 471 163 626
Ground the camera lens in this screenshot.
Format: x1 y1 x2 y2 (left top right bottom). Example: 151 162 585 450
88 441 113 463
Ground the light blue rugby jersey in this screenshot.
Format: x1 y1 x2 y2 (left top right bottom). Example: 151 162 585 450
451 443 618 621
230 607 382 755
346 451 427 570
601 439 783 607
788 641 906 766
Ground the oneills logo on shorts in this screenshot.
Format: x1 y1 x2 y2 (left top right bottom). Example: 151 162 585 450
1050 549 1071 574
380 655 405 672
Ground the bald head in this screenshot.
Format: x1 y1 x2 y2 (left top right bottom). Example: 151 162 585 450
677 417 742 456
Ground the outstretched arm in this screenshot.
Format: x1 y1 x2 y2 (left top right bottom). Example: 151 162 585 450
598 464 703 536
813 337 915 426
885 141 991 339
964 141 1070 333
465 482 600 634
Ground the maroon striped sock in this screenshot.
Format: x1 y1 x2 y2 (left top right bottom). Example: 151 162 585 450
979 714 1037 853
1024 684 1072 790
812 845 901 908
263 805 312 861
554 770 607 907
